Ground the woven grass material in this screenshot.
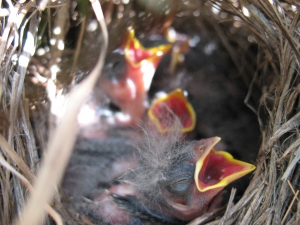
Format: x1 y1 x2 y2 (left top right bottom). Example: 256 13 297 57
204 1 300 224
0 0 299 224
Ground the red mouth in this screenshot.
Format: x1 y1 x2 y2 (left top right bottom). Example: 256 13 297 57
148 89 196 133
194 137 256 192
124 26 172 68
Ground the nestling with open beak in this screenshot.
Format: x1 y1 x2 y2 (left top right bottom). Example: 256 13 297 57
98 26 172 124
64 116 256 224
105 126 255 224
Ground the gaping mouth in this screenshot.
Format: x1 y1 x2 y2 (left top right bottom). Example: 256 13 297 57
148 88 196 133
194 137 256 192
124 26 172 68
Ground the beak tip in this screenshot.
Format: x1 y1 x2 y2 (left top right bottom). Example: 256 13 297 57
215 136 221 143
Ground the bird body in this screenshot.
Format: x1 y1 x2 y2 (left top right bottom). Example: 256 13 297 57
63 121 255 224
98 27 171 124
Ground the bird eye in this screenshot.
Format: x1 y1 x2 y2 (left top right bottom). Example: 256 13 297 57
103 52 126 80
167 177 191 194
164 161 195 195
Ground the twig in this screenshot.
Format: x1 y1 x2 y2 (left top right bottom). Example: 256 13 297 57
287 180 299 201
8 72 20 146
281 147 300 181
269 112 300 145
219 188 236 225
281 190 299 225
278 137 300 162
187 207 226 225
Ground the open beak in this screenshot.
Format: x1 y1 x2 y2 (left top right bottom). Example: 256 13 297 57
148 89 196 133
100 27 172 123
194 137 256 192
123 26 172 91
124 26 172 69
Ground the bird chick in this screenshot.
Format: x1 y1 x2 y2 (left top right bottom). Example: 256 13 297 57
77 119 256 225
98 26 172 124
111 126 254 223
61 136 138 223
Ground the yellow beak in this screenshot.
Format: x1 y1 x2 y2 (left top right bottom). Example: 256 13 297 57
124 26 172 68
194 137 256 192
148 89 196 133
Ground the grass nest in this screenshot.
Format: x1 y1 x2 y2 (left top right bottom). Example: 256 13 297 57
0 0 299 224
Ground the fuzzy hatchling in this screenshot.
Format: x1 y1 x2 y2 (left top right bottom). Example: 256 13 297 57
63 120 255 224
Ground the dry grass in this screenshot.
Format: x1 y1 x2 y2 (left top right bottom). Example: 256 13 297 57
204 1 300 224
0 0 299 224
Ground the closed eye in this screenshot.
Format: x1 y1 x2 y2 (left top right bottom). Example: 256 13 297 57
167 177 191 194
164 161 195 195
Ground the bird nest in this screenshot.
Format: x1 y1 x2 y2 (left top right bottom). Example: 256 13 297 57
0 0 299 224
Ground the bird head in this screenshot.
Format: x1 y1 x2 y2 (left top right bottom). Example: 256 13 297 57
99 26 172 124
160 136 256 221
118 116 255 222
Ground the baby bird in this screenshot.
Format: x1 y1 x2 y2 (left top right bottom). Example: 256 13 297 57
98 26 171 124
109 126 254 224
62 119 255 225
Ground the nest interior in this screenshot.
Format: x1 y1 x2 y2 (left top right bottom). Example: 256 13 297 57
0 0 299 224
